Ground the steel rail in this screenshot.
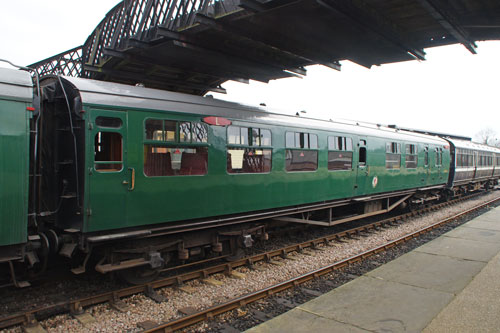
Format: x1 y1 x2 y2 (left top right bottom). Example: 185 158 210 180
0 193 495 330
143 194 500 333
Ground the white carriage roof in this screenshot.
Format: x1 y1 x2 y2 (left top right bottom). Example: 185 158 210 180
59 75 447 146
0 68 33 101
448 138 500 153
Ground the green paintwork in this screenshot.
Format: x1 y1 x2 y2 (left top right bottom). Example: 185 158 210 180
0 98 31 246
82 104 450 233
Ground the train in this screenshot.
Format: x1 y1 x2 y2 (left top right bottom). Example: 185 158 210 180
1 67 499 286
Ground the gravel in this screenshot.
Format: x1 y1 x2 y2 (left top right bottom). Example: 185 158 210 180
2 191 499 333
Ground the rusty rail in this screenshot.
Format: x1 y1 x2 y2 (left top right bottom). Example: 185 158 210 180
143 194 500 332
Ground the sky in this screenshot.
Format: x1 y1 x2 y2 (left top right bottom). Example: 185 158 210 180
1 0 499 142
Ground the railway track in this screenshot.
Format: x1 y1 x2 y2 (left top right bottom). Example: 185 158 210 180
2 192 499 332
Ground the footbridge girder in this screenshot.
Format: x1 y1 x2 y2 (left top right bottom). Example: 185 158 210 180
29 0 500 95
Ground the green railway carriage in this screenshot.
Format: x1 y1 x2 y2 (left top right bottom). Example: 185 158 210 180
0 68 32 252
2 71 460 283
37 76 450 235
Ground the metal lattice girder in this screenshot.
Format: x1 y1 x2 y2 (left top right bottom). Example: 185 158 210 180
28 0 500 95
83 0 242 68
31 47 85 78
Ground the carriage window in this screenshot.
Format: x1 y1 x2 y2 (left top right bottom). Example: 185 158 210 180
176 121 208 143
386 142 401 169
359 147 367 166
309 134 318 149
328 136 352 151
94 132 123 172
328 136 353 171
144 119 208 176
227 148 272 173
285 131 317 149
96 116 122 128
424 147 429 166
252 128 260 146
285 132 295 148
285 150 318 172
145 119 176 141
239 127 249 145
261 129 272 146
250 128 272 146
227 125 272 173
435 148 443 166
144 146 207 176
228 126 241 145
285 131 318 172
179 122 192 142
405 144 418 169
192 122 208 143
227 126 254 146
457 149 473 168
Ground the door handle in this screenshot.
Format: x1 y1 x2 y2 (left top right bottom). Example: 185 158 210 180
123 168 135 191
128 167 135 191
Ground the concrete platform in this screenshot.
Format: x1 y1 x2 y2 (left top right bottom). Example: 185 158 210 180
246 206 500 333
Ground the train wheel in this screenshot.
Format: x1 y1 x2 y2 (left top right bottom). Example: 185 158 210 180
118 267 160 285
225 247 245 262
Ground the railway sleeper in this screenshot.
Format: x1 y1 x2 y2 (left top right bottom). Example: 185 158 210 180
22 313 45 333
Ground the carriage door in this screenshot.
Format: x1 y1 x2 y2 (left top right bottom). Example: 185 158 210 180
435 147 444 182
423 146 430 185
87 110 129 231
355 138 369 195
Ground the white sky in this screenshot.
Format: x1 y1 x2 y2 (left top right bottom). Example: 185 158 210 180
1 0 499 141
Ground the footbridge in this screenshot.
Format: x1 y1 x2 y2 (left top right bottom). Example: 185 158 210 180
29 0 500 95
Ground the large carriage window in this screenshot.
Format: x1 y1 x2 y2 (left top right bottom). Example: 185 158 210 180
95 132 123 171
227 148 272 173
405 144 418 169
144 146 208 176
457 149 473 167
386 142 401 169
477 153 492 167
285 131 318 172
144 119 208 176
227 125 272 173
328 136 353 171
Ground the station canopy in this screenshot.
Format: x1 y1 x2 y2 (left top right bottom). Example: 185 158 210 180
30 0 500 95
